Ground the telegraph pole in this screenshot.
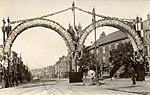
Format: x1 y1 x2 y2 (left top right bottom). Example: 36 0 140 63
92 7 99 84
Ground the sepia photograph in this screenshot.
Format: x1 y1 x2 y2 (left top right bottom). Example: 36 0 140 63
0 0 150 95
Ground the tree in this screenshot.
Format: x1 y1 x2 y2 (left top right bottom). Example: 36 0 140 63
78 46 98 72
109 42 134 78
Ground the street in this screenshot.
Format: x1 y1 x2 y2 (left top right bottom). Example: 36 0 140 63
1 77 150 95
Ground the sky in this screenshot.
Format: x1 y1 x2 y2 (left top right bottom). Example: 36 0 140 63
0 0 150 69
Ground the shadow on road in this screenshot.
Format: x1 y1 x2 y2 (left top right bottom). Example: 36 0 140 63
107 88 149 95
19 79 57 88
20 83 55 88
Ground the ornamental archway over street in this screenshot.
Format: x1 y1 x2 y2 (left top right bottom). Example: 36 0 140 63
1 3 146 89
4 18 75 54
79 19 144 55
3 6 144 74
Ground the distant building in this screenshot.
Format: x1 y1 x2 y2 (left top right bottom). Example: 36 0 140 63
89 31 128 64
88 31 129 76
30 55 70 79
143 13 150 71
47 65 55 78
30 68 42 79
54 55 70 78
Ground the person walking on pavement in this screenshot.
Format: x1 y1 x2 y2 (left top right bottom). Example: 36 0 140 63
131 67 136 85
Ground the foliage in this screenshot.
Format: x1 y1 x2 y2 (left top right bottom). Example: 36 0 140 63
109 42 134 78
78 46 98 71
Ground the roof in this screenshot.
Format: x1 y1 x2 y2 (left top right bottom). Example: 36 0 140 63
89 31 128 50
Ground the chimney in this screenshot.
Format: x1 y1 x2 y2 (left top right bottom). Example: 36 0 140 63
147 13 150 20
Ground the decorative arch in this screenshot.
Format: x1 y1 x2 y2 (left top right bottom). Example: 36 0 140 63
4 18 75 53
79 19 143 52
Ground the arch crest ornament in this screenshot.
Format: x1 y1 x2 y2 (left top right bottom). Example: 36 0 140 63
79 19 143 52
4 18 75 53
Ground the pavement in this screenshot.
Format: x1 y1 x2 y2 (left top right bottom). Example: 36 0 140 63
100 76 150 95
69 76 150 95
0 76 150 95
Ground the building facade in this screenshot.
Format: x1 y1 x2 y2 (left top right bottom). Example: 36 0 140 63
31 55 70 79
89 31 129 76
54 55 70 78
143 14 150 72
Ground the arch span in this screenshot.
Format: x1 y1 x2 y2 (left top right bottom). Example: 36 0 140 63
4 18 75 53
79 19 143 52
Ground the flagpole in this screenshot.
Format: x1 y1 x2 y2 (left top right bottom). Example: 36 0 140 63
92 7 99 85
72 2 78 72
72 2 76 29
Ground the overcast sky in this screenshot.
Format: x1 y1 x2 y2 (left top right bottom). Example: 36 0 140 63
0 0 150 69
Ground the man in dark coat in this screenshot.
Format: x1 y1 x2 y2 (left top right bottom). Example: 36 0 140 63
131 67 136 85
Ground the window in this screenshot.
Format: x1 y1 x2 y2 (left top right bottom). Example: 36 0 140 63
109 52 111 57
91 50 94 54
103 46 105 53
109 45 111 51
103 56 106 63
115 43 119 49
96 48 99 53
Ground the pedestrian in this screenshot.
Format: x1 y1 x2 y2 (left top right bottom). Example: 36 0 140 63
116 71 120 79
130 67 136 85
